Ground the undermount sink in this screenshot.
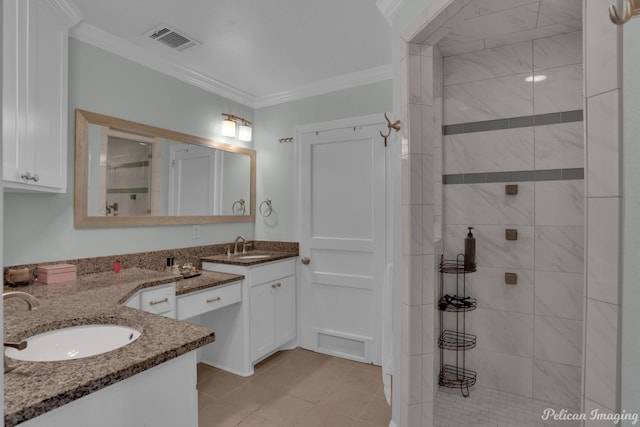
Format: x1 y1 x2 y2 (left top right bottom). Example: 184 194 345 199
5 324 141 362
236 254 271 260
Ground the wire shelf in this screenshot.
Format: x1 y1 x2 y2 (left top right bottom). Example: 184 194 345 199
439 253 476 397
438 295 477 312
438 330 477 350
439 259 476 274
438 364 477 396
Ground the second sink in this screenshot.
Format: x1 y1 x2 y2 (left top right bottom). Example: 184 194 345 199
236 254 271 260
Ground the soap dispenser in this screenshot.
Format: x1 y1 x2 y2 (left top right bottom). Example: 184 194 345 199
165 257 174 274
464 227 476 271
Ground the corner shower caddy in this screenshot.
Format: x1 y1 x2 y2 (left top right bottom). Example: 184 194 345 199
438 253 477 397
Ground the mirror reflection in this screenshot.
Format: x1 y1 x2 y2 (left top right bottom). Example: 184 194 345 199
75 109 256 228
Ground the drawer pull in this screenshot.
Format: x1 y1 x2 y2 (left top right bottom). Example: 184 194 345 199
206 296 222 303
149 297 169 306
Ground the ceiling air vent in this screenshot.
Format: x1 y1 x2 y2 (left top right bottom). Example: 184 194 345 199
145 25 201 51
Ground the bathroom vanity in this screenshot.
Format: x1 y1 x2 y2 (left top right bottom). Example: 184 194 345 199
199 252 297 375
2 242 298 425
2 268 221 427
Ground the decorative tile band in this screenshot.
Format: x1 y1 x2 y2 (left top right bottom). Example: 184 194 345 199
106 188 149 194
443 110 583 135
443 168 584 184
108 160 150 170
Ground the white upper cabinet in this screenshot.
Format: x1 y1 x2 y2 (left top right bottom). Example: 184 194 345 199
3 0 82 192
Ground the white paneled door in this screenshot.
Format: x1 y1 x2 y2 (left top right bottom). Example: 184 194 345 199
297 115 387 365
169 145 216 215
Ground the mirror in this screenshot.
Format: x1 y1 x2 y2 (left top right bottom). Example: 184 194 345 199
74 109 256 227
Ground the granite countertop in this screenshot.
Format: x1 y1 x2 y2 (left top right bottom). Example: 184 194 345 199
3 267 240 427
176 270 244 295
201 250 298 266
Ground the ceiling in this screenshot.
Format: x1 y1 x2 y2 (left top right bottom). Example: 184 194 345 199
67 0 583 107
415 0 582 56
70 0 393 107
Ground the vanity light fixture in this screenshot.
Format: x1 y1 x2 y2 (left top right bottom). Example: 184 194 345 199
238 119 252 142
221 114 237 137
221 114 253 141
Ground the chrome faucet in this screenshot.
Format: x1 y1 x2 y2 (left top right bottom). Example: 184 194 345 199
4 292 39 373
4 292 40 310
233 235 247 254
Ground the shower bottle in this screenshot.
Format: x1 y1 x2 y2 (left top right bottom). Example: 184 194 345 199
464 227 476 271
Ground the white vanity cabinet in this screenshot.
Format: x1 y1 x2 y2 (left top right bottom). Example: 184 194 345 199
201 257 297 371
250 275 296 362
177 281 242 320
2 0 77 192
19 351 198 427
124 283 176 319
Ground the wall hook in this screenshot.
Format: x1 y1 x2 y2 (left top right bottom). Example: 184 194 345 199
610 0 640 24
380 113 401 147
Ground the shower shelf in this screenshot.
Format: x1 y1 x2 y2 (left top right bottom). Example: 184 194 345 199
440 260 476 274
438 253 477 398
438 330 477 351
438 364 477 391
438 296 477 312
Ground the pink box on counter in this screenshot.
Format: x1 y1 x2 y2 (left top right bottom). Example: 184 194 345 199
37 263 77 284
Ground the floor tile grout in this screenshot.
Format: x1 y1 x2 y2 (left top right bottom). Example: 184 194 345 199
197 348 391 427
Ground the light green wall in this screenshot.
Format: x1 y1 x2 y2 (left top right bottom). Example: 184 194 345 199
3 39 255 266
622 20 640 421
253 81 393 241
3 39 392 266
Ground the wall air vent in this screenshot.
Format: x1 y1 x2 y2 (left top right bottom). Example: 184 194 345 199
145 25 201 51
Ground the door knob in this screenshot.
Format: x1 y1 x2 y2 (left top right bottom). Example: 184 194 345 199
301 257 311 265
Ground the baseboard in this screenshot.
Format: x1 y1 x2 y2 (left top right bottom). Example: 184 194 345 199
198 358 254 378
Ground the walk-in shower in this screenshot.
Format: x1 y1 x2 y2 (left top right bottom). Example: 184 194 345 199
397 0 616 425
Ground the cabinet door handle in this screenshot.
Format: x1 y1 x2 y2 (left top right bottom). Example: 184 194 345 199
272 283 277 288
206 296 221 303
20 172 40 182
276 282 282 288
149 297 169 306
301 257 311 265
271 282 282 289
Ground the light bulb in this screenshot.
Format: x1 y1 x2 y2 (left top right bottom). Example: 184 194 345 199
238 124 252 141
221 119 236 137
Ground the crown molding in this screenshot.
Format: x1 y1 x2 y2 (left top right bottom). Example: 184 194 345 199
48 0 85 27
254 64 393 109
70 22 392 110
376 0 405 26
69 23 256 108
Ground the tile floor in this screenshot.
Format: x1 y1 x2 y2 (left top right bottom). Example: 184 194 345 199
197 348 392 427
435 386 581 427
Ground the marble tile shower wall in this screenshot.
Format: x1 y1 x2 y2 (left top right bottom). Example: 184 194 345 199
105 145 151 216
399 42 442 426
441 31 583 410
582 1 623 421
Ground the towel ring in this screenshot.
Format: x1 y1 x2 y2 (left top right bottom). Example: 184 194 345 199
232 199 246 215
259 199 273 217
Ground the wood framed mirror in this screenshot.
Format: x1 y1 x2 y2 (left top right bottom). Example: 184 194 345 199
74 109 256 228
